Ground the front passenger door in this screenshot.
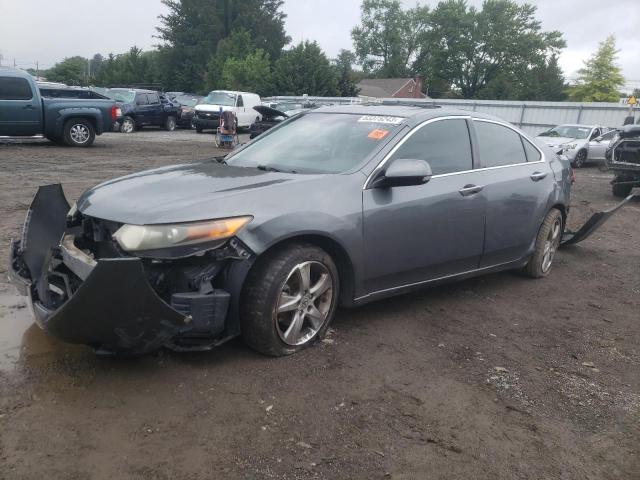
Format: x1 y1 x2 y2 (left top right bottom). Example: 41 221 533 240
363 118 487 294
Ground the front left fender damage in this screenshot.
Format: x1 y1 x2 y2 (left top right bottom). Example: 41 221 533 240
8 184 250 355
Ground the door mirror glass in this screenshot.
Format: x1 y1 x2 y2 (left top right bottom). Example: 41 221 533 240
372 159 432 188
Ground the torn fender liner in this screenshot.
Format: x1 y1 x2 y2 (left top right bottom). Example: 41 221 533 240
562 193 637 246
32 258 188 355
21 184 69 282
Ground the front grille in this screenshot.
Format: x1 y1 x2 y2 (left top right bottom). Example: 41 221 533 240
197 112 219 120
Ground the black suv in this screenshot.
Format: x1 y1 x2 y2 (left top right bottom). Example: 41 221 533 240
108 88 180 133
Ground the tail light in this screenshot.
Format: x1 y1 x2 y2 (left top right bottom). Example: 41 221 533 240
110 105 121 122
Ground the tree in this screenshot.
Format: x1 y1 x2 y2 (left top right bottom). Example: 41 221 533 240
351 0 430 77
45 56 89 85
417 0 565 99
273 41 338 96
334 50 360 97
221 49 272 95
568 35 625 103
157 0 289 92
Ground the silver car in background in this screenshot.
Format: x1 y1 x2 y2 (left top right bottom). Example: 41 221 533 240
536 124 612 167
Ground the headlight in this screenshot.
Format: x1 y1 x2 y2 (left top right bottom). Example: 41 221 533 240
113 216 252 253
564 143 577 150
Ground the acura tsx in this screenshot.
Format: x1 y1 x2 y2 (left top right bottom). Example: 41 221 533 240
8 105 633 356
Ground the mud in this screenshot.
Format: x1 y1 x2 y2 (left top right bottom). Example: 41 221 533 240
0 131 638 479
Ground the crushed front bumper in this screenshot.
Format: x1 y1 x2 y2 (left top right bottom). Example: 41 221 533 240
7 185 237 355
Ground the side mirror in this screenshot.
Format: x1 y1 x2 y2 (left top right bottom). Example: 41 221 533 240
594 136 603 142
370 158 433 188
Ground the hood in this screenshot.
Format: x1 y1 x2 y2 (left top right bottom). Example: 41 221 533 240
77 161 314 225
254 105 289 119
195 104 233 113
536 136 585 147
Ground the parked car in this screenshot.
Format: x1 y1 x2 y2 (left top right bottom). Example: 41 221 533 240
605 125 640 197
587 129 618 163
0 67 118 147
9 106 630 357
193 90 261 133
249 103 309 139
172 94 203 128
107 88 180 133
39 86 110 100
536 124 611 168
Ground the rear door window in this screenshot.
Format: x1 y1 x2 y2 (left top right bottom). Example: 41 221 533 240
389 118 473 175
474 120 527 167
146 93 160 104
0 77 33 100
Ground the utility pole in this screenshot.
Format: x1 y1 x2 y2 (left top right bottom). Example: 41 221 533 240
13 58 16 68
36 61 39 77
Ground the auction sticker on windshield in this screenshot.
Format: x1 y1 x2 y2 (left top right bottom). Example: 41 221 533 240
358 115 403 125
368 129 390 140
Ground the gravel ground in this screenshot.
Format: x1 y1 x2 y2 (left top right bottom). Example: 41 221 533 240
0 130 638 479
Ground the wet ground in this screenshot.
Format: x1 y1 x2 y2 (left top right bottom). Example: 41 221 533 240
0 130 638 479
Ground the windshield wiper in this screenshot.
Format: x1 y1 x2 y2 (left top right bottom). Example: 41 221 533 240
257 165 281 172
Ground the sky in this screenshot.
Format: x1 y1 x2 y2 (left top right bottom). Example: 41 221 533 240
1 0 639 91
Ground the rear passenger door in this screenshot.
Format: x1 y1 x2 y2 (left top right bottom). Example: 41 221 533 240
363 117 487 293
146 92 163 125
235 95 247 127
472 119 554 268
0 76 41 136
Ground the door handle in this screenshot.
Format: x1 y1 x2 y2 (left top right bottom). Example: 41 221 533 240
23 104 35 110
530 172 548 182
459 184 484 197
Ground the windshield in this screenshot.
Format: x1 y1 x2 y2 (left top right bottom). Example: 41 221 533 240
227 113 404 174
539 125 591 139
107 89 135 103
202 91 236 106
176 95 200 107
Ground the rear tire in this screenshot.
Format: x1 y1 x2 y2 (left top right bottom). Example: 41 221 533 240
240 243 339 357
612 181 633 198
522 209 563 279
63 119 95 147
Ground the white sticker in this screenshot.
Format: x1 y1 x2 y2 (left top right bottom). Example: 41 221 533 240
358 115 403 125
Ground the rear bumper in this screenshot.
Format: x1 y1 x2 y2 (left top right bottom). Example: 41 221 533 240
7 185 237 355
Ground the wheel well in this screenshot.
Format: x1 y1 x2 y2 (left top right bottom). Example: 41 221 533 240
551 203 567 227
256 235 356 307
65 116 96 131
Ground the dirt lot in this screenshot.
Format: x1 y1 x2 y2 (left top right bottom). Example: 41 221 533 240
0 130 638 480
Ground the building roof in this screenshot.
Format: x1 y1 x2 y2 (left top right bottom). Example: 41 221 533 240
357 78 422 98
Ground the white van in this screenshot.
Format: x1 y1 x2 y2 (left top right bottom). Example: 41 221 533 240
193 90 262 132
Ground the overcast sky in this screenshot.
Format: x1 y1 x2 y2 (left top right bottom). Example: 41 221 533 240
1 0 638 90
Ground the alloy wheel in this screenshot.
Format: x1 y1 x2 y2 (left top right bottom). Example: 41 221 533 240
542 216 562 273
275 261 334 346
70 124 90 144
121 119 134 134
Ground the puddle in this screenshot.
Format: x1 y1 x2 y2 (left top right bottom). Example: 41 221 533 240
0 289 85 373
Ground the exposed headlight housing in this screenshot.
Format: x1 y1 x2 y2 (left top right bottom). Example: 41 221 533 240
113 216 253 256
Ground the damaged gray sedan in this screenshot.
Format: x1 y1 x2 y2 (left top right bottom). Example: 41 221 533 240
8 106 635 356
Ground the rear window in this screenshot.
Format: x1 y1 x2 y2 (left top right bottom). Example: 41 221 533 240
522 138 542 162
0 77 33 100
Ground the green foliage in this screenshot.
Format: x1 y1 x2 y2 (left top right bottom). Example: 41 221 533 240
352 0 430 77
568 36 625 103
221 49 272 96
45 56 89 85
273 41 338 96
420 0 565 99
334 50 360 97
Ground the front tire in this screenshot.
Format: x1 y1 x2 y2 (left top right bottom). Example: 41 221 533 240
612 181 633 198
63 119 95 147
120 116 135 134
572 149 587 168
164 115 177 131
241 243 339 356
522 209 563 278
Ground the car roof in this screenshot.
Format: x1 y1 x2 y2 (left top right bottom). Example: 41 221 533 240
109 88 158 94
0 67 31 78
208 90 259 96
556 124 598 128
310 104 511 127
